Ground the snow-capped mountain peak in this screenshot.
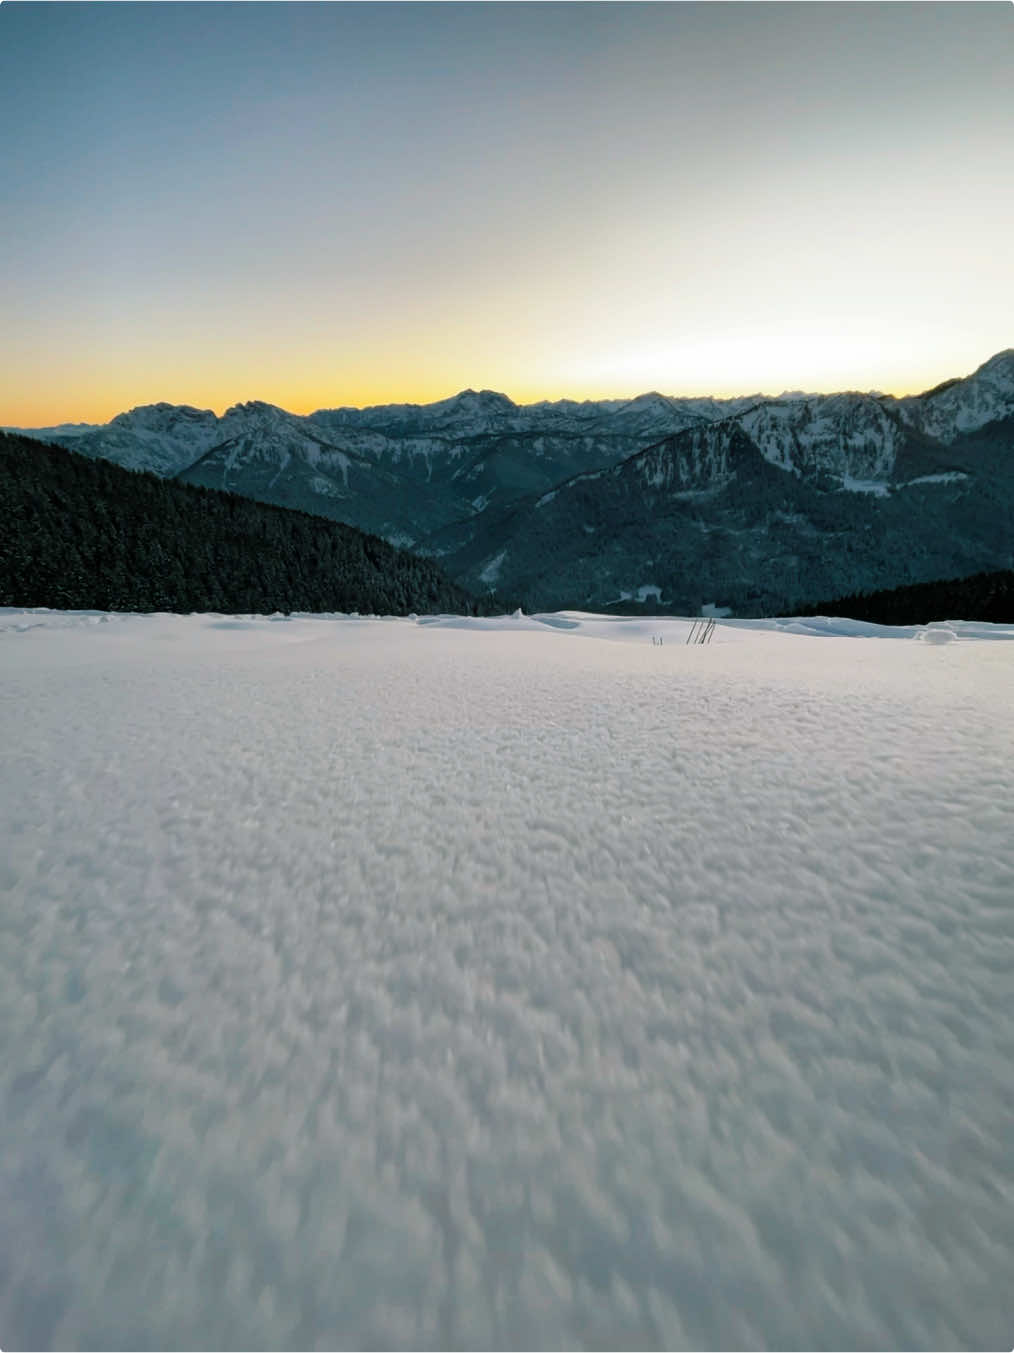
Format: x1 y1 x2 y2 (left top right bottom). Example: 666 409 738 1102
52 403 223 476
110 402 217 431
422 388 519 431
968 348 1014 381
450 387 516 409
896 349 1014 441
221 400 294 424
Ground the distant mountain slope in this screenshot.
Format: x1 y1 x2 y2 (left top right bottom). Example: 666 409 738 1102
896 349 1014 441
14 348 1012 494
1 383 767 545
8 348 1013 613
173 400 465 545
0 432 486 616
54 402 223 476
440 410 1014 615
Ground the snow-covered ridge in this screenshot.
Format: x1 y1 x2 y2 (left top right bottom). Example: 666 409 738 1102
5 606 1013 641
11 348 1013 478
1 421 100 437
895 348 1014 441
736 392 906 481
631 420 751 492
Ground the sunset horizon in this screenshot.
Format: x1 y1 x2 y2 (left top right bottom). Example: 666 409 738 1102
3 2 1012 428
10 343 1014 430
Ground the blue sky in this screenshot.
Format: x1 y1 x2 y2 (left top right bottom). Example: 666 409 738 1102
2 2 1012 421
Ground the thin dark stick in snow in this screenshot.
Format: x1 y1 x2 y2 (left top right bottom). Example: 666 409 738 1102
687 617 717 645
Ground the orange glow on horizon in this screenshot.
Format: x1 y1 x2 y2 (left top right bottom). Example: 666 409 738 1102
3 350 1005 430
3 332 1007 427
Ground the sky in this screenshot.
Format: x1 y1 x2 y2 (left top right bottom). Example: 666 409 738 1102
1 2 1012 425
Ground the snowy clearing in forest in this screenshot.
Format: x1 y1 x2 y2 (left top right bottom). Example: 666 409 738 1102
1 607 1013 1350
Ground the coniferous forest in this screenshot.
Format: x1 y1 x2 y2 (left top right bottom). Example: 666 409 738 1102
798 569 1014 625
0 432 491 616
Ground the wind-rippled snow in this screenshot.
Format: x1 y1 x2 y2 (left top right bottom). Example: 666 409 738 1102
1 609 1012 1350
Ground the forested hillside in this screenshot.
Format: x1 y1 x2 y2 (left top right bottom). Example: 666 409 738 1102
0 432 486 615
799 569 1014 625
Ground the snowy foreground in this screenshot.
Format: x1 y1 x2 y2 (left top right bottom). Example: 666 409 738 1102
2 607 1013 1351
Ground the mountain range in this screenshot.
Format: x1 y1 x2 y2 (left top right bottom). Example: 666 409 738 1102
9 349 1014 614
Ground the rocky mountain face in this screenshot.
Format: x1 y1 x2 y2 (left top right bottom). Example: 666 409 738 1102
175 401 458 545
61 403 223 477
894 350 1014 442
441 413 1013 613
25 387 710 546
433 353 1014 612
12 349 1014 614
736 394 905 482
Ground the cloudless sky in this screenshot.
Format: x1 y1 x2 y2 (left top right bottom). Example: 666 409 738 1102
2 2 1012 423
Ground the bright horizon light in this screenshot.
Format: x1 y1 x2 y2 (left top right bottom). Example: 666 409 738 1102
9 337 1007 428
1 2 1012 426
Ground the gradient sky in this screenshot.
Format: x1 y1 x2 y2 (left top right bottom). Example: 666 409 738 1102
2 2 1012 424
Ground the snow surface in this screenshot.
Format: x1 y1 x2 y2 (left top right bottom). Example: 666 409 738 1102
479 550 508 587
902 472 970 488
840 474 890 497
1 608 1013 1350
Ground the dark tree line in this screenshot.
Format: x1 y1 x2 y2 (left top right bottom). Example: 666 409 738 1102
0 432 496 616
797 569 1014 625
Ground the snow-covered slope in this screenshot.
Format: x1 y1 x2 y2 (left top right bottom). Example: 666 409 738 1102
1 608 1012 1350
192 400 354 485
64 403 222 477
588 391 709 440
0 421 101 438
307 388 710 496
176 401 466 544
629 419 756 492
442 402 1014 613
310 387 520 436
736 392 906 485
895 348 1014 441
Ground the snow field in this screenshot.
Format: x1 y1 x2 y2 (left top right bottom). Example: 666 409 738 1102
1 610 1013 1349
